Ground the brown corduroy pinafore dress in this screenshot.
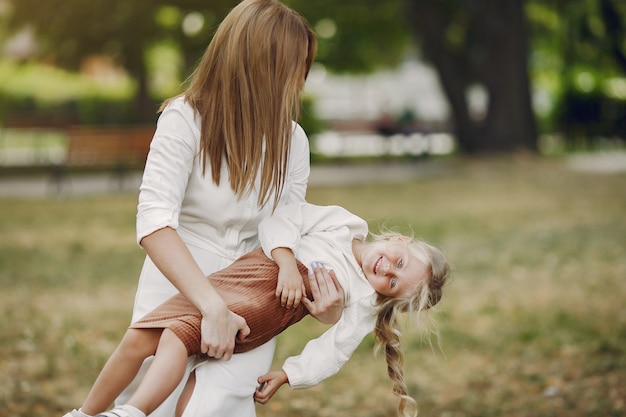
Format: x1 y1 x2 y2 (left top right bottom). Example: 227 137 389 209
131 248 311 355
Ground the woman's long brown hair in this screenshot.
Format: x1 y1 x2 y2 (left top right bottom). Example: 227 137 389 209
162 0 316 208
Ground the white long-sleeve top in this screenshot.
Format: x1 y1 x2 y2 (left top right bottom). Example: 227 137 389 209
133 96 310 321
259 203 377 389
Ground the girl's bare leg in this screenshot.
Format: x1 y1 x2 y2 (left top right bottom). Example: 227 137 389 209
81 329 163 415
126 329 189 415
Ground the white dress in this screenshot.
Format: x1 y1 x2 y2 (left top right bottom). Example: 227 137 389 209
117 96 310 417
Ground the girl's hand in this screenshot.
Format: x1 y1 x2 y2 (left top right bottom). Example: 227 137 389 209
272 247 306 308
254 370 289 404
200 301 250 361
275 261 306 308
302 262 345 324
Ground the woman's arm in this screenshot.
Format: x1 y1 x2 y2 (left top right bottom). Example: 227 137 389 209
137 102 250 359
141 227 250 360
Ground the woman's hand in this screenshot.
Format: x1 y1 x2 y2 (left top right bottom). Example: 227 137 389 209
200 301 250 361
254 370 289 404
141 227 250 360
301 262 345 325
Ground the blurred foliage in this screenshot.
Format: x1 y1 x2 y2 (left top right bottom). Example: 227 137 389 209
299 94 327 138
286 0 410 74
0 0 625 150
2 0 235 75
527 0 626 147
0 61 132 102
2 0 236 122
0 60 140 126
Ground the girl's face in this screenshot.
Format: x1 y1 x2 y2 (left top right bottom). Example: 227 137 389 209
359 239 428 298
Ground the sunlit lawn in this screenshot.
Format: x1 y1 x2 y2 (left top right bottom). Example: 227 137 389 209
1 156 624 417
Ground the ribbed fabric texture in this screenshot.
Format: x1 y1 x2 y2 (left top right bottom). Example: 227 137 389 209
131 248 311 355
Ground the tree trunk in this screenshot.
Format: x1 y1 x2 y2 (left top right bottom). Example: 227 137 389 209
407 0 537 154
479 0 537 152
126 47 157 125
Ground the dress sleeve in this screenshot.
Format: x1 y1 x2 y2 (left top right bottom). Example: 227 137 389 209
281 297 377 389
258 204 368 260
136 100 199 245
284 122 310 205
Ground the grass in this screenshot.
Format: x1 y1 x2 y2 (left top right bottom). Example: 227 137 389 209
0 155 624 417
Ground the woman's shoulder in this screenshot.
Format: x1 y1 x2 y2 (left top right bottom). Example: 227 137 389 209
289 121 310 155
161 96 196 119
157 96 201 134
290 121 308 140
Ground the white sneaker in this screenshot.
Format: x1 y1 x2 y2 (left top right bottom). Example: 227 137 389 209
62 410 85 417
95 408 135 417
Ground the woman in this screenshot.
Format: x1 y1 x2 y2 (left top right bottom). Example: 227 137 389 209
114 1 343 417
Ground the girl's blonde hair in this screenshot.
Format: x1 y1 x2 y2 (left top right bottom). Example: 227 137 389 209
161 0 316 208
370 231 449 417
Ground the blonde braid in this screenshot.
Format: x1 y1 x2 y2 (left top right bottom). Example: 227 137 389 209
375 302 418 417
370 232 450 416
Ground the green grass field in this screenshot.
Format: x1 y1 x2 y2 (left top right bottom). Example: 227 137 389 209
1 156 624 417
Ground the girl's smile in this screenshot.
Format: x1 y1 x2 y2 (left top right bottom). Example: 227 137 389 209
373 257 383 274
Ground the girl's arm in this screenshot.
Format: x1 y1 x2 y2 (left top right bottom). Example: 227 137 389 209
141 227 250 360
252 299 375 402
259 203 367 258
253 265 347 404
281 297 376 389
271 247 306 308
254 370 288 404
259 203 366 324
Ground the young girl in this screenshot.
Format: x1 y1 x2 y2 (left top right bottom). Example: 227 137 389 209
63 203 449 417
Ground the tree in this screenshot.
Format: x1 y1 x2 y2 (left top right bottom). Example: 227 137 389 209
287 0 410 74
538 0 626 146
405 0 537 153
5 0 545 154
5 0 234 123
289 0 538 154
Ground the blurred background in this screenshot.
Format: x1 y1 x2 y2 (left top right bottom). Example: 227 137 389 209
0 0 625 170
0 1 625 417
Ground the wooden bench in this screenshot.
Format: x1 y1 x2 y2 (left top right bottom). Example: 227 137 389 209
51 125 155 191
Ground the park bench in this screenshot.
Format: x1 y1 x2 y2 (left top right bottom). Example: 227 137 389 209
51 125 154 191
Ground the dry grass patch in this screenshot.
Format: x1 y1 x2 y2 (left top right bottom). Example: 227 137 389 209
1 155 624 417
